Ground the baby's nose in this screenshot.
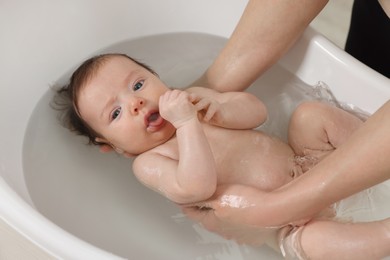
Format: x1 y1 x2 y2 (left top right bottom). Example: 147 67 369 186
130 97 145 114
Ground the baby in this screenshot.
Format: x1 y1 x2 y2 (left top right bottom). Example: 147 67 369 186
55 53 390 259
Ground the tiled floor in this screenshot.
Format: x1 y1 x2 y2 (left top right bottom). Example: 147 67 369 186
310 0 354 48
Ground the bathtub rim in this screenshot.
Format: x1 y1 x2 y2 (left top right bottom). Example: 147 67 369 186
280 27 390 114
0 177 123 259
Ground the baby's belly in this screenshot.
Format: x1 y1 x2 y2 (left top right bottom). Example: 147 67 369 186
215 131 300 191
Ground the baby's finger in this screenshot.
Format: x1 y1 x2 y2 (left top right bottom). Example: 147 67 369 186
203 102 218 121
159 90 171 103
170 89 182 99
188 93 201 103
194 99 210 111
160 90 177 106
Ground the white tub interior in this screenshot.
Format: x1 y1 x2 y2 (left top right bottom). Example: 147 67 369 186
1 1 390 259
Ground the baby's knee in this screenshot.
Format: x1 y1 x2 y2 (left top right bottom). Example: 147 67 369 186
294 101 327 118
290 101 325 130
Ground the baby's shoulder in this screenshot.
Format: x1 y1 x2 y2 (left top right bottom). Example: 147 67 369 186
134 141 177 164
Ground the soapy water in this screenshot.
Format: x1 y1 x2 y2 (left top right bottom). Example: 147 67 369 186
23 33 389 259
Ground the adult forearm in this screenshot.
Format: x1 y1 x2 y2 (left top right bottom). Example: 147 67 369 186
298 219 390 259
198 0 328 91
273 100 390 223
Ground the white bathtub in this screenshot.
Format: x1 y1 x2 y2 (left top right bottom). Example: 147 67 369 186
1 1 389 259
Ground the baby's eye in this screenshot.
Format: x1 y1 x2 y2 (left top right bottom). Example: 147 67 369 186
133 80 144 91
111 107 121 120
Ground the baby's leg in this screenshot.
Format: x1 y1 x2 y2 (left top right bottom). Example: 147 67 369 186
279 218 390 259
288 101 363 159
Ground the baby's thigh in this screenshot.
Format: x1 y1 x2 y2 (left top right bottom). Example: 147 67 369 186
288 101 362 156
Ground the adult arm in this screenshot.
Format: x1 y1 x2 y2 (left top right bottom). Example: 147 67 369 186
194 0 329 91
294 218 390 259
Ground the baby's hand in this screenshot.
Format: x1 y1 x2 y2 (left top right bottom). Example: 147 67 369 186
192 94 224 124
159 90 198 129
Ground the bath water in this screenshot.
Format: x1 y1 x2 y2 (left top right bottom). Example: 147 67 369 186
22 33 388 260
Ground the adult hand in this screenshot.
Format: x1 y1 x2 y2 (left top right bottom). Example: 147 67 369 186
182 184 278 246
182 184 314 241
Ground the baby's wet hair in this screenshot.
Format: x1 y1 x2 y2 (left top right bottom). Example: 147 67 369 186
52 53 157 146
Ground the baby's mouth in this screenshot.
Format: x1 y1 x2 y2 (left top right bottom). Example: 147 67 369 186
147 112 160 123
146 111 165 131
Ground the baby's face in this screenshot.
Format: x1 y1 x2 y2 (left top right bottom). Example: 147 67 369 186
77 56 175 155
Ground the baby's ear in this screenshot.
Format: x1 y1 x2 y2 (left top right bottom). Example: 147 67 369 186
99 145 136 158
99 144 114 153
95 137 113 153
95 137 136 158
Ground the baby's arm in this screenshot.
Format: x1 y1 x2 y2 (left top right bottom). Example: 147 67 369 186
133 90 217 204
278 218 390 259
187 86 267 129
